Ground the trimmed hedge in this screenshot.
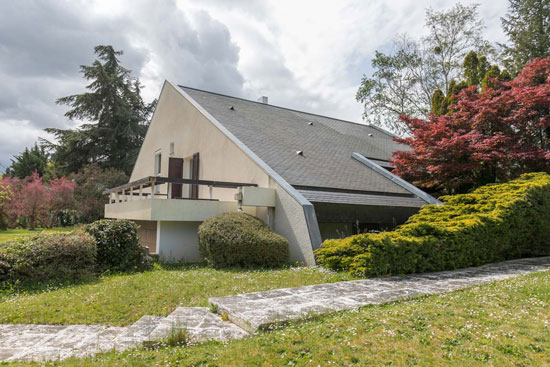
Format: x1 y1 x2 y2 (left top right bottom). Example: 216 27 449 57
315 173 550 277
198 213 289 268
0 232 96 283
85 219 152 272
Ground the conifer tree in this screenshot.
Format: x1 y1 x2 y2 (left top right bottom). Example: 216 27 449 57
44 46 156 175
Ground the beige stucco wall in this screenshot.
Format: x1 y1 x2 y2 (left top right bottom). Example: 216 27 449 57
131 82 269 204
271 181 316 265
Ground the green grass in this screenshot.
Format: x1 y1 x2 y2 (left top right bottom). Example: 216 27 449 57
0 264 355 326
9 270 550 367
0 227 79 243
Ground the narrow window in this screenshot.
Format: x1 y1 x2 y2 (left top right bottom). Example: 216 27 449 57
169 142 175 156
154 150 162 176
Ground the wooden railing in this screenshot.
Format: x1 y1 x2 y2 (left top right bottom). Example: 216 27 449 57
104 176 257 203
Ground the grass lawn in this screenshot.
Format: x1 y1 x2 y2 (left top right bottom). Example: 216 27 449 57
0 264 355 326
0 227 79 243
8 269 550 367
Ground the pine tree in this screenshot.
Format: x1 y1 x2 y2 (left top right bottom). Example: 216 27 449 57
44 46 156 175
6 144 49 179
501 0 550 74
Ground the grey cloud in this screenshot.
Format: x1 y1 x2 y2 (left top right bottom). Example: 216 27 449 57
0 0 245 170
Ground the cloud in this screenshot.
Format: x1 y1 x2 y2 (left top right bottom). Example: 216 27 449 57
0 0 244 170
0 0 509 172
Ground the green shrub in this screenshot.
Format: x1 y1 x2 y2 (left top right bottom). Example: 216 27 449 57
0 232 96 283
198 213 289 268
85 219 152 272
315 173 550 277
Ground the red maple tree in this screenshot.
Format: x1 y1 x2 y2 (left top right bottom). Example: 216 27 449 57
0 172 75 229
393 57 550 194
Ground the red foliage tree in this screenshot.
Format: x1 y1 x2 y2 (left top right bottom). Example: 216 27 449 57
393 57 550 194
2 172 75 229
14 172 51 230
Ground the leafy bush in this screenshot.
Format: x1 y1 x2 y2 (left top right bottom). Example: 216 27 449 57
315 173 550 277
198 213 289 268
85 219 152 272
0 232 96 283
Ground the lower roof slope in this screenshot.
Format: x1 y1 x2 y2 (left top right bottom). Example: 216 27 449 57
179 86 414 198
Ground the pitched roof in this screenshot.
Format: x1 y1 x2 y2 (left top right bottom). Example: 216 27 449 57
178 85 416 199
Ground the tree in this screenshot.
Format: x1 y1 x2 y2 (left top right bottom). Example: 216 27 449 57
500 0 550 75
392 57 550 194
44 45 156 175
4 172 76 229
431 51 511 116
70 164 128 223
0 175 12 229
357 3 491 133
6 144 49 179
13 172 50 230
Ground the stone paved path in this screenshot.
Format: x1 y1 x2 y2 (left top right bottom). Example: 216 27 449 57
209 257 550 332
1 257 550 362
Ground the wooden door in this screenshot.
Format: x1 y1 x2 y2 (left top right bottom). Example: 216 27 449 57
190 152 200 199
168 157 184 198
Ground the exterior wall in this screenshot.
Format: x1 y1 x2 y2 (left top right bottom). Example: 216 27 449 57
156 221 202 263
131 82 270 205
271 182 316 265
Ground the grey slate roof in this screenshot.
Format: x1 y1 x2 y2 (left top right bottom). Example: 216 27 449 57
298 189 426 207
179 86 422 205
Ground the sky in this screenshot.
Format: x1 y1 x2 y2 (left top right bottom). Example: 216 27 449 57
0 0 509 171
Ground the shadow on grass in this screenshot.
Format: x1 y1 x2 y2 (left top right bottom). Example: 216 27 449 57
0 265 160 301
0 261 310 301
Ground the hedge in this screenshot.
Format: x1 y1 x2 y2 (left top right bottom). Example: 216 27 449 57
315 172 550 277
0 232 96 283
198 213 289 268
85 219 152 272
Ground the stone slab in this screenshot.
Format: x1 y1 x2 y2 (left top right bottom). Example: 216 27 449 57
147 307 249 342
209 257 550 333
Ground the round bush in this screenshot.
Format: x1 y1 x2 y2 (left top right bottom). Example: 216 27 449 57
85 219 152 272
0 232 96 283
198 213 289 268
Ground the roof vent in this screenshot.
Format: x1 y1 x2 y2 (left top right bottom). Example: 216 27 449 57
229 106 235 110
257 96 268 104
296 150 304 156
368 133 373 137
307 122 313 125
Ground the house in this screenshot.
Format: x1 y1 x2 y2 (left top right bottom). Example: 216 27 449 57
104 81 439 265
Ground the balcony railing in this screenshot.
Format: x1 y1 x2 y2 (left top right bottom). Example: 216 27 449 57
104 176 258 204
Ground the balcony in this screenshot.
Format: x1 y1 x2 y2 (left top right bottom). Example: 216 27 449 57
103 176 276 222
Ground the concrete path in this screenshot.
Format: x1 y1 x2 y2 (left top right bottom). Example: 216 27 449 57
1 256 550 362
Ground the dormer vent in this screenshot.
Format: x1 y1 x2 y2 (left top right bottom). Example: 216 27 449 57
229 106 235 110
308 122 313 125
368 133 373 137
296 150 304 156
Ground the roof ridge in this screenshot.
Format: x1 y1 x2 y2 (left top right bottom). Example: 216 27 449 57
177 84 395 134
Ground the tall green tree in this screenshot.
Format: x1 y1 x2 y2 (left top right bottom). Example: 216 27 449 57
500 0 550 75
431 51 511 116
6 144 49 179
44 45 156 175
357 3 492 134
